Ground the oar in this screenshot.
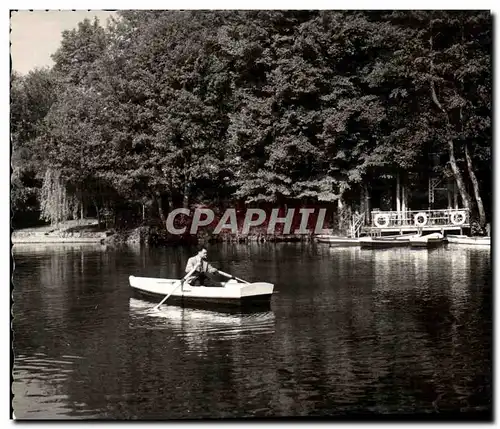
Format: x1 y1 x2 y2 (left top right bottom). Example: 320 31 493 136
152 265 198 311
218 270 250 284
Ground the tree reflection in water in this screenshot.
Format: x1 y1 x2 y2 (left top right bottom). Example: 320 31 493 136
12 243 491 418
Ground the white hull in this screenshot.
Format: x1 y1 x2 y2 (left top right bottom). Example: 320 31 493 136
316 235 360 245
409 232 444 247
129 276 274 308
359 234 420 248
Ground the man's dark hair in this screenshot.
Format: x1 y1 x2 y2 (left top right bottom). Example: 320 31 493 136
198 246 207 253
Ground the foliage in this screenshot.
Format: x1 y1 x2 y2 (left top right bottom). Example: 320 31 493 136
11 10 492 229
39 168 80 225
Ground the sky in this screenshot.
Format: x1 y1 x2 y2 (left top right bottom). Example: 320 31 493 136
10 10 118 75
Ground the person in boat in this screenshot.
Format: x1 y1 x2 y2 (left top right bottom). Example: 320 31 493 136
185 247 227 287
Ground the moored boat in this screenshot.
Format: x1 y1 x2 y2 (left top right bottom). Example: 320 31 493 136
409 232 444 248
446 235 490 246
315 235 360 246
129 275 274 309
359 234 418 249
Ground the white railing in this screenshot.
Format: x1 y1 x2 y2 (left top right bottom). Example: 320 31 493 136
370 208 470 229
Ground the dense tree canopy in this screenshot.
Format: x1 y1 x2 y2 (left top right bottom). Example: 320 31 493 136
11 11 492 231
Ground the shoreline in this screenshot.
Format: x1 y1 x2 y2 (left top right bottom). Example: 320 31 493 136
11 237 106 244
11 222 320 246
11 234 315 245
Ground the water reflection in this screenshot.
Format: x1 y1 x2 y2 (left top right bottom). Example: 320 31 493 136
12 243 492 419
129 298 275 354
12 243 108 254
366 246 491 414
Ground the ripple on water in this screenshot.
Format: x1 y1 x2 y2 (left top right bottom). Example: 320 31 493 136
12 352 100 419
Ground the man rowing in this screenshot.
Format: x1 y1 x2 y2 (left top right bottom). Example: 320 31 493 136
185 247 231 287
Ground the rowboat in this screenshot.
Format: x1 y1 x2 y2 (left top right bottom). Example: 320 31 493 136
359 234 419 249
446 235 491 246
409 232 444 248
315 235 360 246
129 276 274 309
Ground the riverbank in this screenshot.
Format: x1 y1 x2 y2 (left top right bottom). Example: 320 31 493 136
11 219 108 244
11 219 321 245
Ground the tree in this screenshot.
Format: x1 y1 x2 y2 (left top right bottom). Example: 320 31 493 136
11 10 492 234
51 17 108 86
378 11 491 225
11 68 58 224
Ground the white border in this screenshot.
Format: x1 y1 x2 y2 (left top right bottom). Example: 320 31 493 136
3 4 498 427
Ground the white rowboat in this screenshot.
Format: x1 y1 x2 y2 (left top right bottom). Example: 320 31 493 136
129 276 274 309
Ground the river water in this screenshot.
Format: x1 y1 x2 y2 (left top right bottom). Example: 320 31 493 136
11 242 492 420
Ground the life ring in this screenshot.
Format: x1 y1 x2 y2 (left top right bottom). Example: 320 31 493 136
374 213 389 228
414 212 428 226
450 211 466 225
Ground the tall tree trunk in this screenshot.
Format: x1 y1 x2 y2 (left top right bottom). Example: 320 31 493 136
465 143 486 227
183 182 191 209
337 196 344 234
396 172 401 223
446 140 470 210
453 181 458 209
182 166 192 210
401 177 407 215
362 183 370 224
167 194 174 213
155 192 166 225
447 180 453 209
458 23 484 226
429 29 472 212
93 199 100 228
79 188 84 223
